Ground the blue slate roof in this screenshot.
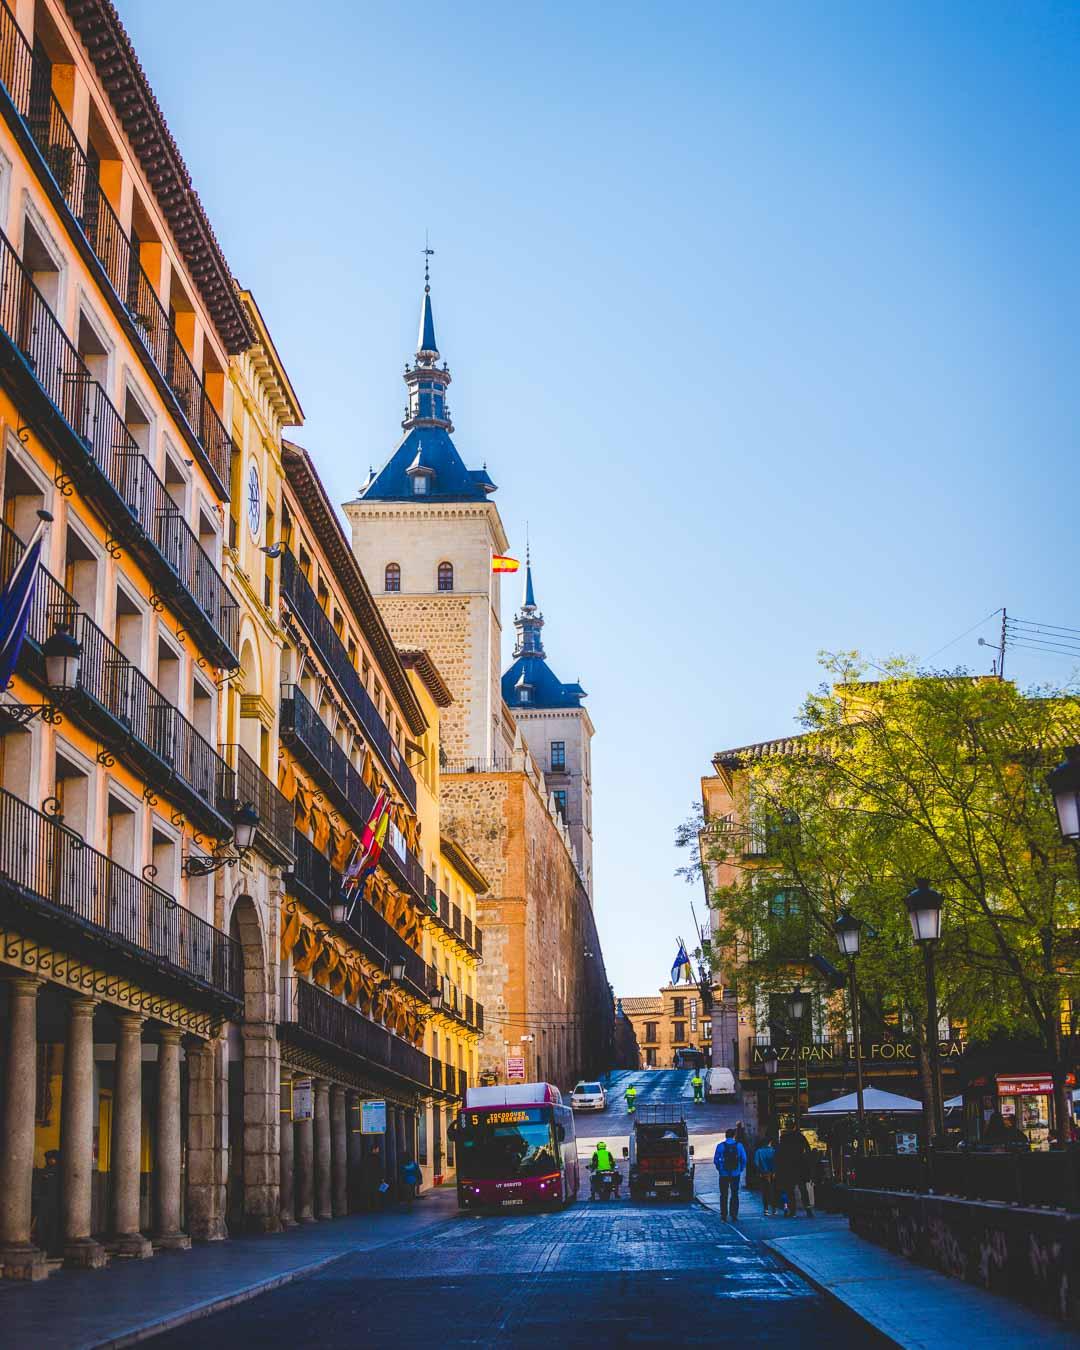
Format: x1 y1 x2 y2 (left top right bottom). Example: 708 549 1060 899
419 291 437 353
502 657 586 709
358 427 491 502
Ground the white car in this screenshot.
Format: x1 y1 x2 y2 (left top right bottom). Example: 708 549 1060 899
570 1081 607 1111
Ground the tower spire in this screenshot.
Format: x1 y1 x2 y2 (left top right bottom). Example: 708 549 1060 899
513 540 544 659
402 236 451 431
418 235 438 355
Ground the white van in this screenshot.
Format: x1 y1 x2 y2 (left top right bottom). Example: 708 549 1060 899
705 1067 736 1102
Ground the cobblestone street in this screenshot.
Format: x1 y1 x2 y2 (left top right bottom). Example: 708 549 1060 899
150 1194 878 1348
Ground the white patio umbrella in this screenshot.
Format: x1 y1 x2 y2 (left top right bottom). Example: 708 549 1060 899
944 1095 963 1110
806 1086 923 1115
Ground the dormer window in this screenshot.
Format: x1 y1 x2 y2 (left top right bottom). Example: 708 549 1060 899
519 688 530 704
413 476 428 496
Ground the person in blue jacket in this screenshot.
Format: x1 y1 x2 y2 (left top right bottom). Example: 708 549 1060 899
713 1127 747 1220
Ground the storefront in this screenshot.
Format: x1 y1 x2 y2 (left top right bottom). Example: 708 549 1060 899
963 1072 1076 1150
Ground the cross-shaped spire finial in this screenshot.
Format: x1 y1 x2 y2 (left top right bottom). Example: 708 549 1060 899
423 230 434 294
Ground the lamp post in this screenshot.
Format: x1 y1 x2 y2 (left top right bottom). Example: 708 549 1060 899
2 625 83 725
763 1047 779 1134
904 879 945 1145
181 801 260 877
835 911 867 1159
788 988 807 1131
1044 747 1080 1141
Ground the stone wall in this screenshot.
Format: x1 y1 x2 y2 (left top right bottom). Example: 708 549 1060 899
847 1186 1080 1324
441 769 613 1089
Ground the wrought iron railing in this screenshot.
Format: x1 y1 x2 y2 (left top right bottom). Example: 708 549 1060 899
286 831 427 991
281 684 424 904
281 975 430 1090
280 553 415 807
74 612 231 824
441 757 514 775
0 0 232 493
0 231 238 664
0 787 242 998
220 744 294 861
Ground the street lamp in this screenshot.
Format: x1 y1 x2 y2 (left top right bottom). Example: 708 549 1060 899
834 911 867 1159
904 879 945 1144
182 801 260 876
390 958 405 983
788 988 807 1131
429 987 444 1012
2 625 83 725
1047 746 1080 842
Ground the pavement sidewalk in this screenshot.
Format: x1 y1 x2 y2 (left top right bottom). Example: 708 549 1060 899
0 1187 460 1350
696 1181 1079 1347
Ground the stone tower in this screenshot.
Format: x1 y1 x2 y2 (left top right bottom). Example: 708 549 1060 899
501 551 595 897
342 279 509 763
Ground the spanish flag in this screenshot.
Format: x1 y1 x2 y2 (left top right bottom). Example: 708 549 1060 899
491 555 520 573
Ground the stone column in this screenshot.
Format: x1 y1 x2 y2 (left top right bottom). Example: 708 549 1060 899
278 1075 296 1228
241 1021 281 1233
314 1079 332 1220
110 1013 151 1257
186 1036 227 1241
295 1109 314 1223
0 977 49 1281
60 997 107 1268
154 1029 189 1250
345 1091 361 1214
330 1086 347 1218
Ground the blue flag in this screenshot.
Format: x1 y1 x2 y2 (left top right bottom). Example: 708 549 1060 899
671 941 691 986
0 533 42 695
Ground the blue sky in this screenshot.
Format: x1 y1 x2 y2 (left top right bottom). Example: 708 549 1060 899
121 0 1080 996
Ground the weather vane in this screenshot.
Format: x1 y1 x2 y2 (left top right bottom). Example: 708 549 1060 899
423 230 434 293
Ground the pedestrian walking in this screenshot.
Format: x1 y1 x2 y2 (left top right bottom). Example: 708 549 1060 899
691 1072 704 1103
752 1137 778 1215
399 1152 422 1205
713 1127 747 1220
775 1125 814 1218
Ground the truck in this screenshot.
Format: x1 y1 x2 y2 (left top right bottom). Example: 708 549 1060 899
625 1104 695 1202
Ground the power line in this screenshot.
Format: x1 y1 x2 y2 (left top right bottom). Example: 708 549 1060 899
923 608 1003 664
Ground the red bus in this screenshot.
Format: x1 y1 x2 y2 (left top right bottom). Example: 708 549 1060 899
451 1083 579 1211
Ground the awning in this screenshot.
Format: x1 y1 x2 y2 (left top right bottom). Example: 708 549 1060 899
806 1086 923 1116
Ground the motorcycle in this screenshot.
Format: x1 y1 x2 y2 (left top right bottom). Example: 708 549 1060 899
590 1168 619 1201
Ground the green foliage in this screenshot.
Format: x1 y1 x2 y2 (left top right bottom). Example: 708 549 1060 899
704 653 1080 1050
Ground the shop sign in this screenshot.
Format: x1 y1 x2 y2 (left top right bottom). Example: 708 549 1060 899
292 1079 313 1121
996 1075 1053 1096
690 999 698 1033
751 1039 965 1070
506 1055 526 1082
773 1077 807 1089
361 1099 387 1134
896 1132 919 1155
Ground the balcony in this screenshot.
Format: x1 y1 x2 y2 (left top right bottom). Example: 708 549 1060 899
0 234 239 668
280 553 415 808
0 786 242 1010
285 830 428 996
220 743 294 865
424 881 483 961
0 0 233 495
281 684 424 906
280 976 430 1093
0 522 233 836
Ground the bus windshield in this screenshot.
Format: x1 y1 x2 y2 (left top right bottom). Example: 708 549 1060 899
456 1109 559 1180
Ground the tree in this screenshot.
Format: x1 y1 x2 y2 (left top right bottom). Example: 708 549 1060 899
703 653 1080 1144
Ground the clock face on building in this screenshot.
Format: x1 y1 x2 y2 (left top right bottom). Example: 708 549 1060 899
247 462 261 541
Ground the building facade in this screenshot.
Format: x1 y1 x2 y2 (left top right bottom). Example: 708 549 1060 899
0 0 255 1277
343 281 612 1088
620 984 712 1068
701 736 965 1132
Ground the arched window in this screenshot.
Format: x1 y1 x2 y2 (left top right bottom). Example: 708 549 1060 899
437 561 454 592
385 562 401 593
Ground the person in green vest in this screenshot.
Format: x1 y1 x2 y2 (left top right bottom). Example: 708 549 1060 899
590 1140 618 1199
626 1084 637 1113
691 1072 704 1103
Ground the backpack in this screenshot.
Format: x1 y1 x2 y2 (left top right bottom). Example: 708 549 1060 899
722 1140 740 1171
